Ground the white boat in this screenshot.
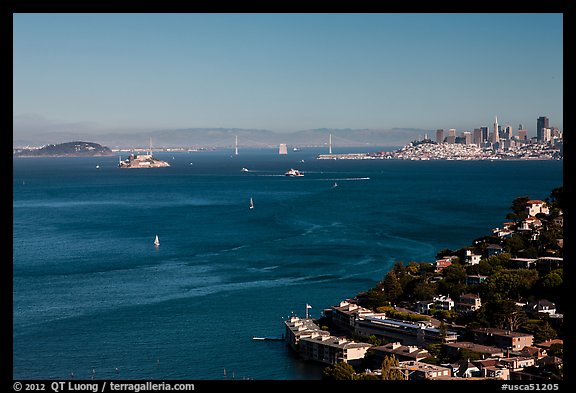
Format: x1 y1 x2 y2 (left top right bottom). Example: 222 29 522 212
241 167 249 172
285 168 304 177
154 235 160 246
333 182 338 188
249 197 254 209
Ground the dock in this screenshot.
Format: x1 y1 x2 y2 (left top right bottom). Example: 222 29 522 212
252 336 284 341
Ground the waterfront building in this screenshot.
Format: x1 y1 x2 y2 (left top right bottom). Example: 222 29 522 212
397 361 452 380
354 314 459 345
472 328 534 350
436 129 444 143
537 116 549 142
284 316 329 351
455 293 482 313
298 335 372 366
328 300 373 332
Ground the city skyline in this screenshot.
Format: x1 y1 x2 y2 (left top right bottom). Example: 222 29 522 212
13 13 563 142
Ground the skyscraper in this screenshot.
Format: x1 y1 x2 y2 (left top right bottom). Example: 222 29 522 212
537 116 549 142
517 129 528 141
493 116 499 144
504 125 513 140
473 128 482 146
436 129 444 143
480 126 489 144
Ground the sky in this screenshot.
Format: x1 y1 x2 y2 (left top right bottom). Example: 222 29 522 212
13 13 563 139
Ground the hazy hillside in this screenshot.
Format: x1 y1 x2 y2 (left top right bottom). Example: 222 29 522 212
13 127 429 149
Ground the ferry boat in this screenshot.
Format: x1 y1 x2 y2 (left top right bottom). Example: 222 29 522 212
284 168 304 177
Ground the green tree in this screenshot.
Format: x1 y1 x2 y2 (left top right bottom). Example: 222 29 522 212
412 281 438 301
381 355 405 380
359 288 384 310
322 362 356 380
507 196 530 222
482 269 539 302
503 234 529 256
438 264 467 297
536 269 563 303
483 300 527 331
548 186 563 211
383 271 403 302
525 321 558 343
547 343 563 358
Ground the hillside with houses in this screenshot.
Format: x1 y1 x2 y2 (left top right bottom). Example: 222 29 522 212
285 187 563 381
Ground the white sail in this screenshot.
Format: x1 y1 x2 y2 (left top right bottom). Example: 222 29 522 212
154 235 160 246
249 197 254 209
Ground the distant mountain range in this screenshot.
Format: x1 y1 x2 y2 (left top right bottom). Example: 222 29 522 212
13 127 432 149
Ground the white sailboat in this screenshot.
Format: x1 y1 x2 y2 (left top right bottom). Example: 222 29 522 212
249 197 254 209
154 235 160 246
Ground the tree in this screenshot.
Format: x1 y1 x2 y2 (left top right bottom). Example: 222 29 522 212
482 269 539 302
412 281 438 301
357 288 386 310
381 355 405 380
322 362 356 380
534 321 558 343
383 271 403 302
548 186 563 211
547 343 563 358
508 196 530 222
503 233 529 256
438 264 467 297
483 300 527 331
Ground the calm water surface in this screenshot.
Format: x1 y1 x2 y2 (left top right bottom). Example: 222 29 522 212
12 148 563 379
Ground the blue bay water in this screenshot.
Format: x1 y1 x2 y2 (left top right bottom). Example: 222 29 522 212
12 148 563 380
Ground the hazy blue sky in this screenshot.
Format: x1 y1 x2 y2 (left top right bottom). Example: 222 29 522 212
13 13 563 137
